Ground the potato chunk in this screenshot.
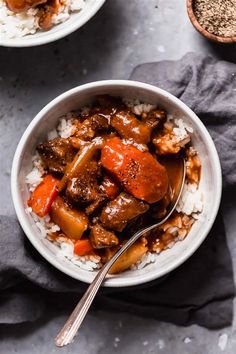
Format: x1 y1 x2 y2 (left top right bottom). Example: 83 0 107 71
109 241 147 274
90 224 119 249
50 196 88 240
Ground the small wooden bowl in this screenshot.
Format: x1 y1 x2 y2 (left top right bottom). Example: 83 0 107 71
187 0 236 43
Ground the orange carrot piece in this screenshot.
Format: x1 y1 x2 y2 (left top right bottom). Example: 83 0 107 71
74 239 93 256
27 175 59 217
101 137 168 203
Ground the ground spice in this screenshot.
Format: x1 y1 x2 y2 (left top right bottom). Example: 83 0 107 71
193 0 236 37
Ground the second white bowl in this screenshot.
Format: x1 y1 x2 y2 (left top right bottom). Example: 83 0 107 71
0 0 106 47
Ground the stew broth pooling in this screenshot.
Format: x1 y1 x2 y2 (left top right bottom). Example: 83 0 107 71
27 95 202 273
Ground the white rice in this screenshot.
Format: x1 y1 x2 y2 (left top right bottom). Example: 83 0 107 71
122 138 148 152
173 118 193 143
0 0 86 39
25 152 45 191
131 252 158 270
123 98 157 115
58 242 101 271
25 101 203 273
57 116 74 138
176 183 203 218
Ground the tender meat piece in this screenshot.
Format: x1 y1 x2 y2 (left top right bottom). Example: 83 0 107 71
80 96 122 125
66 160 105 214
38 0 61 30
142 109 167 128
6 0 46 12
58 138 104 192
90 224 119 249
100 192 149 232
66 161 100 204
70 182 94 207
111 109 166 144
100 175 120 200
85 195 106 216
153 132 190 155
111 110 151 144
74 114 110 140
90 114 110 130
37 137 76 174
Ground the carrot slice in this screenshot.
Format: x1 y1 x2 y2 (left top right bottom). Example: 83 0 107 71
27 175 59 217
101 137 168 203
74 239 93 256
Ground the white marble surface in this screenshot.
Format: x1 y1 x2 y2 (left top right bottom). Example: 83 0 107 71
0 0 236 353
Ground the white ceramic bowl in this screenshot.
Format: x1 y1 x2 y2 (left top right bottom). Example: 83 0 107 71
0 0 106 47
11 80 222 287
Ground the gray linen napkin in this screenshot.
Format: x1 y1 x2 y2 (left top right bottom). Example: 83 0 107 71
0 53 235 328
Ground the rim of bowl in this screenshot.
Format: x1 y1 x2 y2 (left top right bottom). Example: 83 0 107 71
186 0 236 43
11 80 222 287
0 0 106 47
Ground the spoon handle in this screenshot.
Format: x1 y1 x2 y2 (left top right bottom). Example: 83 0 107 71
55 159 186 347
54 261 110 347
54 230 144 347
54 212 178 347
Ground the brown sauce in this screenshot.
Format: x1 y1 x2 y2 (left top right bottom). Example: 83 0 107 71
159 156 184 199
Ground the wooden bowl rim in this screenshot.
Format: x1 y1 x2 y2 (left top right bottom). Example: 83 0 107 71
186 0 236 43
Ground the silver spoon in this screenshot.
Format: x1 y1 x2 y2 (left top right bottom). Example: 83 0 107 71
55 158 186 347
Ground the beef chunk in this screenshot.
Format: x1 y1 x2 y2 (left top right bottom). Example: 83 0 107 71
66 160 105 214
85 195 106 216
37 137 76 174
90 114 110 130
111 110 151 144
75 114 110 140
142 109 166 128
66 160 99 204
67 177 98 205
111 109 166 145
100 192 149 232
90 224 119 249
101 175 120 200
